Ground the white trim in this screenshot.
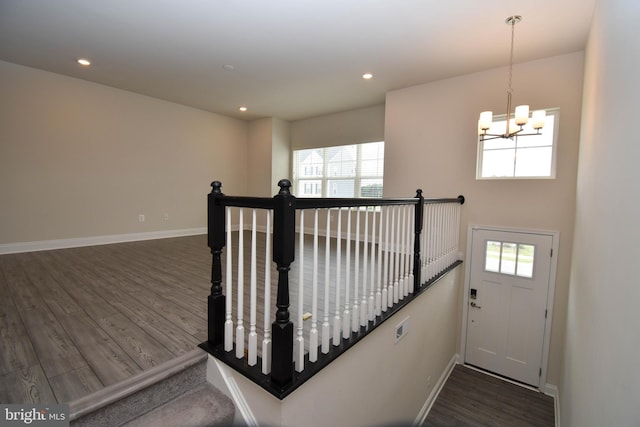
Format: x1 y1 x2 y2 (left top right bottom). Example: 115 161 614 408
207 357 258 427
413 353 459 426
69 349 206 420
543 383 560 427
0 227 206 255
459 224 559 391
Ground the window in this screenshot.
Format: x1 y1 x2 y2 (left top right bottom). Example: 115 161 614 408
485 240 535 278
477 108 559 179
293 141 384 198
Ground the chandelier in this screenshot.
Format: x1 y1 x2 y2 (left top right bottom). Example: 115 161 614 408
478 15 545 142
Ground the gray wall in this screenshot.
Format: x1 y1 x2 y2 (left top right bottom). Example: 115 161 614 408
384 52 584 388
0 60 249 245
560 0 640 424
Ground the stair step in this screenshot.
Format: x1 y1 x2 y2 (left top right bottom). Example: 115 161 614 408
70 350 234 426
123 384 234 427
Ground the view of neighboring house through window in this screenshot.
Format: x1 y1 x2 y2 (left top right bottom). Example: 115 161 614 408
477 108 559 179
293 141 384 198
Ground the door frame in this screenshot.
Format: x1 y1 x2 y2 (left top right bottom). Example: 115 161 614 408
459 224 560 391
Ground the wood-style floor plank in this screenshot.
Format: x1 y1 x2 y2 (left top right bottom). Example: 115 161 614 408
0 234 554 427
97 313 175 370
47 366 104 403
0 235 213 403
424 365 554 427
0 364 56 404
57 313 142 387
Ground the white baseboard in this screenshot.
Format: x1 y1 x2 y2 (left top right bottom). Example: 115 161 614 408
0 227 206 255
543 383 560 427
413 353 460 426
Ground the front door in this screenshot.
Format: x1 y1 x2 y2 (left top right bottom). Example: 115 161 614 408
465 228 553 387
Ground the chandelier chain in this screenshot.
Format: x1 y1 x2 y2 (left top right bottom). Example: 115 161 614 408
508 17 516 95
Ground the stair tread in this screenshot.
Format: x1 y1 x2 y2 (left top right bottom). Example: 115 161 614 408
123 383 235 427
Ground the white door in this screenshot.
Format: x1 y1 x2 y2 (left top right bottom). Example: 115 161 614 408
465 228 553 387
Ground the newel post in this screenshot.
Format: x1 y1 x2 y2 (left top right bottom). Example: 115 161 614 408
413 189 424 293
207 181 226 346
271 179 296 388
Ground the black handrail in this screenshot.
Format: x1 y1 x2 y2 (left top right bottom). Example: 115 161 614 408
200 179 465 398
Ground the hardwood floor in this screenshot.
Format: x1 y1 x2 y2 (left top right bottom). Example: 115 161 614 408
1 234 554 426
0 235 211 404
0 232 369 404
424 364 555 426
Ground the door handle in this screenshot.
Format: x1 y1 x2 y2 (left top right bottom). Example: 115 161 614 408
470 301 482 309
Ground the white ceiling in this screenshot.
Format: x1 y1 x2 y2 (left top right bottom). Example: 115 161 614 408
0 0 595 121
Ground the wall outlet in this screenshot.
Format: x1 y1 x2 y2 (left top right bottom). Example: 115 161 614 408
138 214 145 223
163 213 169 221
395 316 410 343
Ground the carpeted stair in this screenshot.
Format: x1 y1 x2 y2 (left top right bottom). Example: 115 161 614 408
69 350 235 427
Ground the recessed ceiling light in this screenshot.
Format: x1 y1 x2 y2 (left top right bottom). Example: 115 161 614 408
77 58 91 66
239 106 248 112
362 73 373 80
222 64 235 71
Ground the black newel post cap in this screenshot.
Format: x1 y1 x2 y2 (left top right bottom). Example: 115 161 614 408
278 179 292 195
211 181 223 194
415 189 423 197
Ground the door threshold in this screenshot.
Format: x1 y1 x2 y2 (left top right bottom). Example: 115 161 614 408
462 363 541 393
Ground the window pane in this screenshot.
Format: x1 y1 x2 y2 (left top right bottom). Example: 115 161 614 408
482 148 515 177
360 179 383 198
327 146 356 177
516 115 555 148
478 109 558 179
516 244 535 278
485 241 501 272
328 179 355 197
500 242 517 275
360 142 385 176
515 147 553 177
299 179 322 197
293 141 384 198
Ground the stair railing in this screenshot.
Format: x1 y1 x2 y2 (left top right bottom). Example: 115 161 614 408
200 179 464 398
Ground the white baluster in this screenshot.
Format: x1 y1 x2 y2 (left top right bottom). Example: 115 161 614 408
360 209 368 327
398 205 406 299
392 205 399 306
352 209 360 333
368 208 376 321
333 208 342 345
376 206 383 316
342 208 351 339
248 209 258 366
235 209 245 359
262 210 272 374
404 205 411 297
408 205 415 294
295 210 305 372
224 207 234 352
382 205 390 312
454 203 461 261
428 204 436 280
421 203 429 281
438 203 444 274
322 209 331 353
309 209 319 363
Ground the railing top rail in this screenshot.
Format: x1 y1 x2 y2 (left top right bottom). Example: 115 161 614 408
210 180 464 210
295 197 417 209
424 195 465 205
218 195 275 210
